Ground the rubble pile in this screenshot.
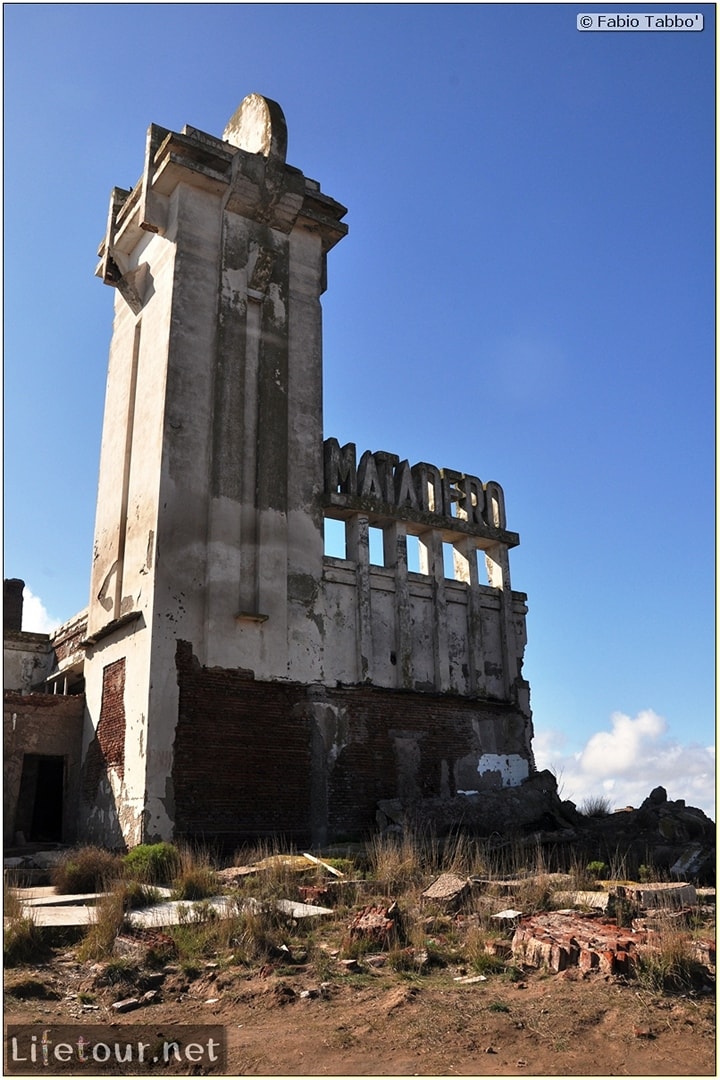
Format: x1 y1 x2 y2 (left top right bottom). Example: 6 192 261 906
383 781 715 884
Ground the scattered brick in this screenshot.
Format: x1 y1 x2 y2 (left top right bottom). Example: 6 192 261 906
512 912 649 975
345 901 402 950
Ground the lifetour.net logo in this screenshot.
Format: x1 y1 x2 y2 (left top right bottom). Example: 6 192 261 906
5 1025 226 1075
577 12 704 30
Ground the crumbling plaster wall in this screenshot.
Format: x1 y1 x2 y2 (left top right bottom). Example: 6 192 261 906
320 559 529 699
4 633 54 693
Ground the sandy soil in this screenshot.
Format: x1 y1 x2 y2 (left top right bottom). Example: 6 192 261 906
5 954 716 1076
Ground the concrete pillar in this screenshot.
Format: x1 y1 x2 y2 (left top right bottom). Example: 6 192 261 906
384 522 412 688
347 514 372 682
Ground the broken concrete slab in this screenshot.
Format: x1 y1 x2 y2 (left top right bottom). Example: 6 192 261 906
421 873 471 911
616 881 697 908
127 896 236 928
21 905 98 927
23 891 110 908
274 898 334 919
554 891 610 912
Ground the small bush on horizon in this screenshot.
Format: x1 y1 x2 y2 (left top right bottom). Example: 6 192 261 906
579 795 613 818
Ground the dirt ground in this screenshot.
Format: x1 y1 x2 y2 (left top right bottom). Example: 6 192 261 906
5 954 716 1076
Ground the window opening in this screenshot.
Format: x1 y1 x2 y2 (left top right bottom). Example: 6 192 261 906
323 516 347 559
369 526 385 567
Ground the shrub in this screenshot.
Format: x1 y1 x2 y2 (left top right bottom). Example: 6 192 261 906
51 846 122 894
123 842 181 884
579 795 613 818
586 860 609 880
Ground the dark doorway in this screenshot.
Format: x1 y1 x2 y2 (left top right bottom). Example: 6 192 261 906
15 754 65 842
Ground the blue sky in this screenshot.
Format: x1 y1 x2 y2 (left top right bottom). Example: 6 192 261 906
4 3 715 816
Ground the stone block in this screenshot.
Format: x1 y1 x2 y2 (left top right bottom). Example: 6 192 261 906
421 873 471 911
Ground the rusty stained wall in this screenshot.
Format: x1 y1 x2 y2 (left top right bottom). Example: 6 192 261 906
3 692 85 844
172 642 534 847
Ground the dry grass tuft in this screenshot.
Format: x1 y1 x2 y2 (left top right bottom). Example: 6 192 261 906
172 845 221 900
51 846 123 894
77 888 128 961
635 920 709 992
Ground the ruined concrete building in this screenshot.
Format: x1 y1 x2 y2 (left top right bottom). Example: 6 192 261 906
4 96 535 849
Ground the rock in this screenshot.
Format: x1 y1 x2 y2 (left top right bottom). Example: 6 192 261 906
646 786 668 805
376 799 405 831
484 939 513 959
111 998 141 1013
421 873 471 911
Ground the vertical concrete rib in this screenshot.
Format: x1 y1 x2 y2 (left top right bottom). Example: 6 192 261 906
114 320 142 618
384 523 412 688
347 514 372 682
419 530 449 691
239 293 262 614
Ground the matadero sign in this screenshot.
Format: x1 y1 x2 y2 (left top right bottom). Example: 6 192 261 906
323 438 518 545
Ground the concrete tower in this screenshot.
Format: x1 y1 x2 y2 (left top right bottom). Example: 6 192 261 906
83 96 347 844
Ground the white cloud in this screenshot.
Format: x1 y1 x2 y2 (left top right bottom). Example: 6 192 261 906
534 709 715 820
22 587 61 635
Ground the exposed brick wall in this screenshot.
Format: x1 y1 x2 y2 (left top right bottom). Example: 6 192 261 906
82 658 126 799
173 642 313 840
172 641 528 845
